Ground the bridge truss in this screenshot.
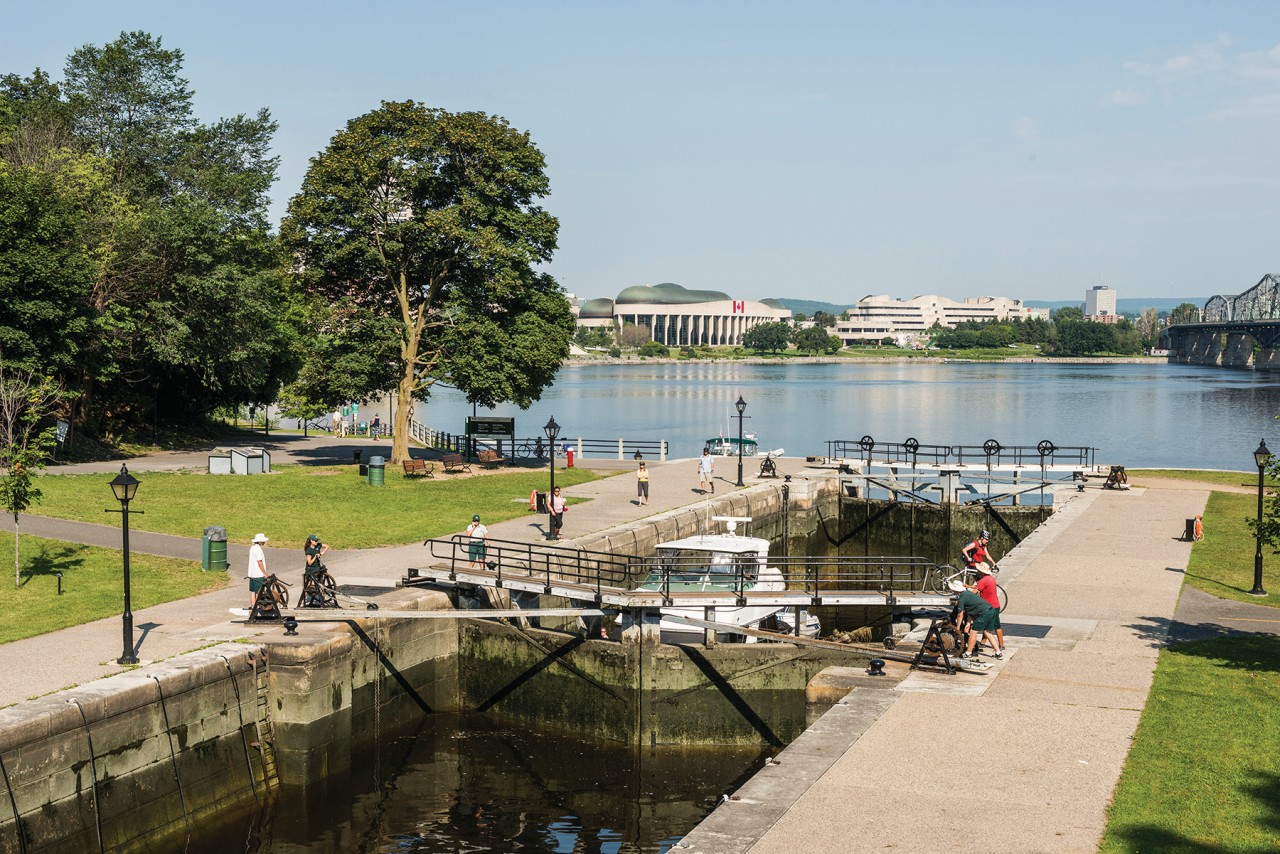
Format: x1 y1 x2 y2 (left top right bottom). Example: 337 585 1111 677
1203 273 1280 322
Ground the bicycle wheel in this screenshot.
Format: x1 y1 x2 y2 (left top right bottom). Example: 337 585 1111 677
996 583 1008 613
930 566 955 594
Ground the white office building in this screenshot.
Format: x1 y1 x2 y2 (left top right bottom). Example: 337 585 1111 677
1085 285 1117 320
833 294 1038 345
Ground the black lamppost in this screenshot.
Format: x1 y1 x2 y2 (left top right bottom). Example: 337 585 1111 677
544 416 560 540
108 464 141 664
1252 439 1270 596
735 395 747 487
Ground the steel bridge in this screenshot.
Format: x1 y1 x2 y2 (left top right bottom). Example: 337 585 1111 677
1165 274 1280 367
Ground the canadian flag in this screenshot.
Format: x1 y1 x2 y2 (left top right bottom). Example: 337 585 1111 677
732 300 745 314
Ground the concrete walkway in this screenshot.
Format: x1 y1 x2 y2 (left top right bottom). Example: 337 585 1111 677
0 437 799 707
681 483 1214 854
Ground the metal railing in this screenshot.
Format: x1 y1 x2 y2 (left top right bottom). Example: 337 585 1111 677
414 536 950 604
404 418 668 463
827 436 1096 469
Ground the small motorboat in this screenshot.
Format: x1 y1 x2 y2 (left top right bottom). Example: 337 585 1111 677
624 517 818 643
703 436 784 458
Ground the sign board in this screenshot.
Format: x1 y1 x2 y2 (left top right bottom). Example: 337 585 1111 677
55 420 69 444
466 417 515 438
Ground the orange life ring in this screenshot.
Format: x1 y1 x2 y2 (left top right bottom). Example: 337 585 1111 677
1194 516 1203 541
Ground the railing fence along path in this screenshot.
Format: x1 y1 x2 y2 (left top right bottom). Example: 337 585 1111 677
405 417 668 462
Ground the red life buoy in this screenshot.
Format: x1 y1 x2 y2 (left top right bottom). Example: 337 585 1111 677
1194 516 1203 541
529 489 538 511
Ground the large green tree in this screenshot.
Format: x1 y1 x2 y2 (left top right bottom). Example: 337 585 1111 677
743 321 792 353
1170 302 1201 326
1 32 290 441
282 101 573 462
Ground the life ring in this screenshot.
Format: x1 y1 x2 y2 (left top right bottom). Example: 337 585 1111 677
1194 515 1203 541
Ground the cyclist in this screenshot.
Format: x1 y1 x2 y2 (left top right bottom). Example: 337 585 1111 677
961 530 999 573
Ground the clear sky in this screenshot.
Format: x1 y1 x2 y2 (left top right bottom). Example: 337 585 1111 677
5 1 1278 304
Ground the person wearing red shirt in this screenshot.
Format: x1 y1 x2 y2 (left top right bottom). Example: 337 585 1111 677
973 562 1005 655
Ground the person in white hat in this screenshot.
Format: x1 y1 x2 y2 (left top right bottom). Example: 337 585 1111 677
248 533 270 608
973 562 1005 655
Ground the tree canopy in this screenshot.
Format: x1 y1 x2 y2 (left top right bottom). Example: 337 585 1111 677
281 101 573 462
743 321 792 353
0 31 289 442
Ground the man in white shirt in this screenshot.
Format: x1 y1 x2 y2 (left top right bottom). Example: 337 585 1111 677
248 532 269 608
698 448 715 494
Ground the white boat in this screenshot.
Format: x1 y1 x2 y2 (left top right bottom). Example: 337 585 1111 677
703 435 785 458
624 517 818 643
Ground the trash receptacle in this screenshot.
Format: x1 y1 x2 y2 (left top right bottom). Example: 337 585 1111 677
368 455 385 487
566 448 574 468
535 491 548 513
204 525 228 571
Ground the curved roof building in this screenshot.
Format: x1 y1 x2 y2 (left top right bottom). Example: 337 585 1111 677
577 282 790 347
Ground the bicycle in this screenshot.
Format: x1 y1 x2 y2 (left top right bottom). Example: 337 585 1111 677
931 564 1008 612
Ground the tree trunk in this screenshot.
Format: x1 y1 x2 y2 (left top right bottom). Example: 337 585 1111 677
12 515 19 588
392 374 414 464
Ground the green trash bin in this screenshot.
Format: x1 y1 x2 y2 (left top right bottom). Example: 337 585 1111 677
368 455 385 487
204 525 228 571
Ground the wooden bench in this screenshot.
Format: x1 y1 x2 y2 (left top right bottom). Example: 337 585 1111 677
478 449 506 468
441 453 471 474
402 458 434 478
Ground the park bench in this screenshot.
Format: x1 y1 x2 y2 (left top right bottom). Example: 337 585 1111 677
478 449 506 468
441 453 471 474
402 458 434 479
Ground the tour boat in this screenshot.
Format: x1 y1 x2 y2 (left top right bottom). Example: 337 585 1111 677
626 517 818 643
703 435 785 458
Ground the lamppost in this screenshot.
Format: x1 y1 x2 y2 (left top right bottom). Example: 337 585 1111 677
544 416 560 540
735 395 747 487
107 464 141 664
1252 439 1270 596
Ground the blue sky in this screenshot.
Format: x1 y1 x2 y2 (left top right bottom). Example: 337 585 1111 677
6 1 1279 304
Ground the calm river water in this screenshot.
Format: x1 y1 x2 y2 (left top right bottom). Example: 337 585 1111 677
412 360 1280 471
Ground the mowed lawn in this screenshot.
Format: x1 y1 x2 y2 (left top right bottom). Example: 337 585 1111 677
31 464 603 549
1101 636 1280 853
0 532 226 645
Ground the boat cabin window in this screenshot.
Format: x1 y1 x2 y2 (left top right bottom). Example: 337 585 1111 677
651 549 761 581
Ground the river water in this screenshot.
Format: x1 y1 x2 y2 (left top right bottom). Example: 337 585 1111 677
200 713 766 853
410 360 1280 471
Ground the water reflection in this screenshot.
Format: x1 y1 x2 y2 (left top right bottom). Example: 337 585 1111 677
197 713 769 853
413 362 1280 470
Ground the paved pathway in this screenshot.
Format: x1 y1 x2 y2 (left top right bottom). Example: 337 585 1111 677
682 483 1221 854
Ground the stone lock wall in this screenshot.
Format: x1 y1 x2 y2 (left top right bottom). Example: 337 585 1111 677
0 645 265 854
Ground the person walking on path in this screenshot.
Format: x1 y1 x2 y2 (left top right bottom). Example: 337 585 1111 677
973 562 1005 654
371 414 382 439
548 486 566 540
961 530 998 571
698 448 715 494
466 514 488 567
248 533 269 608
332 409 342 437
636 461 650 505
949 578 1002 660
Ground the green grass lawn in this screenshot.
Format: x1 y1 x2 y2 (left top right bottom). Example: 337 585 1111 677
0 532 227 646
1183 492 1280 608
1128 468 1265 489
31 464 603 549
1100 636 1280 853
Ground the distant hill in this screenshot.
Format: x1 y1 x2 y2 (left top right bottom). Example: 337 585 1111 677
1025 298 1206 315
766 298 855 316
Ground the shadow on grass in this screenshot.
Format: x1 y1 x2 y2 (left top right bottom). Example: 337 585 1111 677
18 543 85 587
1110 770 1280 853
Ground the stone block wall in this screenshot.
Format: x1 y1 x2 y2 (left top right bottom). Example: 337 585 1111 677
0 644 263 854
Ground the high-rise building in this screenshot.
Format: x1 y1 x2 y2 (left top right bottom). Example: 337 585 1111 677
1085 285 1117 318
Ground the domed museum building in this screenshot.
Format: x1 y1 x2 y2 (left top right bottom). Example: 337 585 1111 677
575 282 791 347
